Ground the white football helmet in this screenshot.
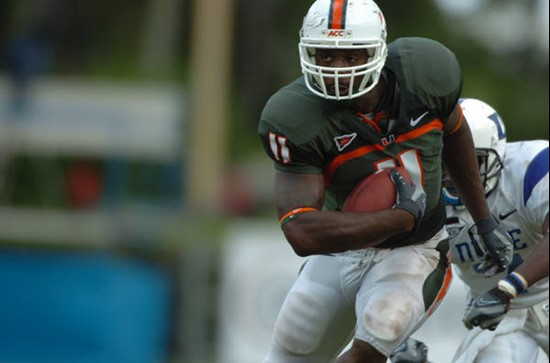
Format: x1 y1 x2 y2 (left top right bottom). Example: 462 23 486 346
299 0 388 100
443 98 507 206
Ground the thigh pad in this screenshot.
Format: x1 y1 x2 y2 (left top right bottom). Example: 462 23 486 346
273 291 331 355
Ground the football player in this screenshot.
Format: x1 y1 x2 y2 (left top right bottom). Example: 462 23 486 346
391 98 549 363
258 0 514 361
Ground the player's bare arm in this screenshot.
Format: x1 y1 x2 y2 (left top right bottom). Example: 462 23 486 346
513 213 550 285
275 170 415 256
442 103 490 222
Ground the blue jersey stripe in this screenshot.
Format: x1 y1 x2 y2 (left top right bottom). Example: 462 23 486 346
524 147 549 205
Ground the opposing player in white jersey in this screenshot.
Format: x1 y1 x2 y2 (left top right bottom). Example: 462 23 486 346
391 98 549 363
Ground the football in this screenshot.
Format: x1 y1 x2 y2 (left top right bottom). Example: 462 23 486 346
342 166 412 212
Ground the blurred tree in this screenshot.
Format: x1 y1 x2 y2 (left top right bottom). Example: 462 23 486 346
0 0 17 52
2 0 546 156
232 0 309 131
434 0 549 141
230 0 310 161
139 0 183 76
2 0 150 75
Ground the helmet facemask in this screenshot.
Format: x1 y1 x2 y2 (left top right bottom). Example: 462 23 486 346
442 148 504 207
299 40 387 100
476 147 504 196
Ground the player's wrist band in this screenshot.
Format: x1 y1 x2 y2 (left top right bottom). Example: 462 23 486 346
497 272 529 299
279 207 318 229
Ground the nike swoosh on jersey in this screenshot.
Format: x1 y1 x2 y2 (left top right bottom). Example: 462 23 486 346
410 111 430 127
499 209 517 220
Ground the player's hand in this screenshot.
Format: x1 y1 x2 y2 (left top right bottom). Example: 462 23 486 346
468 215 514 277
390 169 426 227
463 287 512 330
390 337 429 363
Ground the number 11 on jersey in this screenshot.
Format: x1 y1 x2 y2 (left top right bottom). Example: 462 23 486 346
269 132 291 164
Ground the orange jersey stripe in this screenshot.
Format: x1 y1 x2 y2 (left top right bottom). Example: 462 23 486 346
395 119 444 143
427 259 453 317
324 119 444 185
324 144 379 185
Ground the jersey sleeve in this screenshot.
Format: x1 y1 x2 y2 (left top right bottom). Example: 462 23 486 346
521 146 549 226
258 123 324 173
258 83 326 174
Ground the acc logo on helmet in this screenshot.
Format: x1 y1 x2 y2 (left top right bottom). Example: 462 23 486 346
322 30 352 37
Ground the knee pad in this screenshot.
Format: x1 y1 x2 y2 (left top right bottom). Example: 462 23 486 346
273 291 330 355
360 289 415 342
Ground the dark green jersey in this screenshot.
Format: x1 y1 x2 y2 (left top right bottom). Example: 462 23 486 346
258 37 462 246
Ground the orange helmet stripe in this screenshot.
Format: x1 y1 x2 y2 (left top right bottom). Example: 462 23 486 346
329 0 348 29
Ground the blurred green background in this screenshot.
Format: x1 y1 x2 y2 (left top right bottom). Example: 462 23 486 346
0 0 547 362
